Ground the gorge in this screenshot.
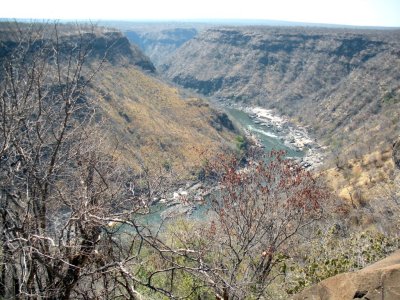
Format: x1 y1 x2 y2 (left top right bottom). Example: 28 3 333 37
1 20 399 300
120 22 400 204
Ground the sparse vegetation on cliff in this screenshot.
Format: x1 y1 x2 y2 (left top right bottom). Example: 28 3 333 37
1 20 399 300
160 25 400 209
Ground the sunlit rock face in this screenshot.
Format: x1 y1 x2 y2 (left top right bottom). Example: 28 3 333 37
292 250 400 300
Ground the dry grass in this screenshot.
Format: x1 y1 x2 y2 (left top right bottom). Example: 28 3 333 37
323 148 396 205
93 65 236 175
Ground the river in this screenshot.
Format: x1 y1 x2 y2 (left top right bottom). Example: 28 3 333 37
226 107 303 158
138 106 317 227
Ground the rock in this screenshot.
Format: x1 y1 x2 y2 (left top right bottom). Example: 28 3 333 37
292 250 400 300
150 197 160 205
167 201 180 207
193 195 204 202
188 182 203 192
160 204 195 220
201 190 211 197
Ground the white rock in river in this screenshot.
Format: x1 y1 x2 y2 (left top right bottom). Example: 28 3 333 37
160 204 195 220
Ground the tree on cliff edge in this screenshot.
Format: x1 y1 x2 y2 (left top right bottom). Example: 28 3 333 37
165 151 329 299
0 22 179 299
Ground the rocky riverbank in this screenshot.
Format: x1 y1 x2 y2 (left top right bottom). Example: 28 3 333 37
230 104 326 170
151 181 215 220
149 104 326 221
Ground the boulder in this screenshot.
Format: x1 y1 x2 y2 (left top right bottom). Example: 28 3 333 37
188 182 203 192
292 250 400 300
160 204 195 220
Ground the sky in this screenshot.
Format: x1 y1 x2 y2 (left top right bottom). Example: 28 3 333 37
1 0 400 27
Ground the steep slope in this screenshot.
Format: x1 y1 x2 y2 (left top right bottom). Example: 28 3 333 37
89 31 236 173
0 23 156 72
84 31 237 173
93 65 236 172
161 26 400 198
0 23 237 175
162 27 400 144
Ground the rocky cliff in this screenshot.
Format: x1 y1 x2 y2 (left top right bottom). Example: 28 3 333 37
0 22 237 174
292 250 400 300
159 25 400 204
161 27 400 151
0 25 156 72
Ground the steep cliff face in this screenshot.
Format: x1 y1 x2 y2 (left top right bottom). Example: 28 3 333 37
94 32 156 72
0 23 236 174
0 27 155 72
162 27 397 101
162 26 400 158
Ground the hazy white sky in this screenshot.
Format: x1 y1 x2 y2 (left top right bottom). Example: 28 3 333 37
2 0 400 27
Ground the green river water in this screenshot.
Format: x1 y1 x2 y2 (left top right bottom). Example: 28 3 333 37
226 108 302 158
138 107 304 226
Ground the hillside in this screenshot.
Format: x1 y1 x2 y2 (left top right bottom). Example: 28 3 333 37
92 65 237 173
0 23 237 175
160 26 400 201
78 30 237 174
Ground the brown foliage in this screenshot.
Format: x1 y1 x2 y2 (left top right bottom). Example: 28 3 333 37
168 150 329 299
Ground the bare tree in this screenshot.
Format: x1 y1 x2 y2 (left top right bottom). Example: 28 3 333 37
0 21 112 299
163 151 329 299
0 21 330 300
0 21 179 299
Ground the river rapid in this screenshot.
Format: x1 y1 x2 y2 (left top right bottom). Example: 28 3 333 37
135 104 326 226
226 107 301 158
226 105 325 169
